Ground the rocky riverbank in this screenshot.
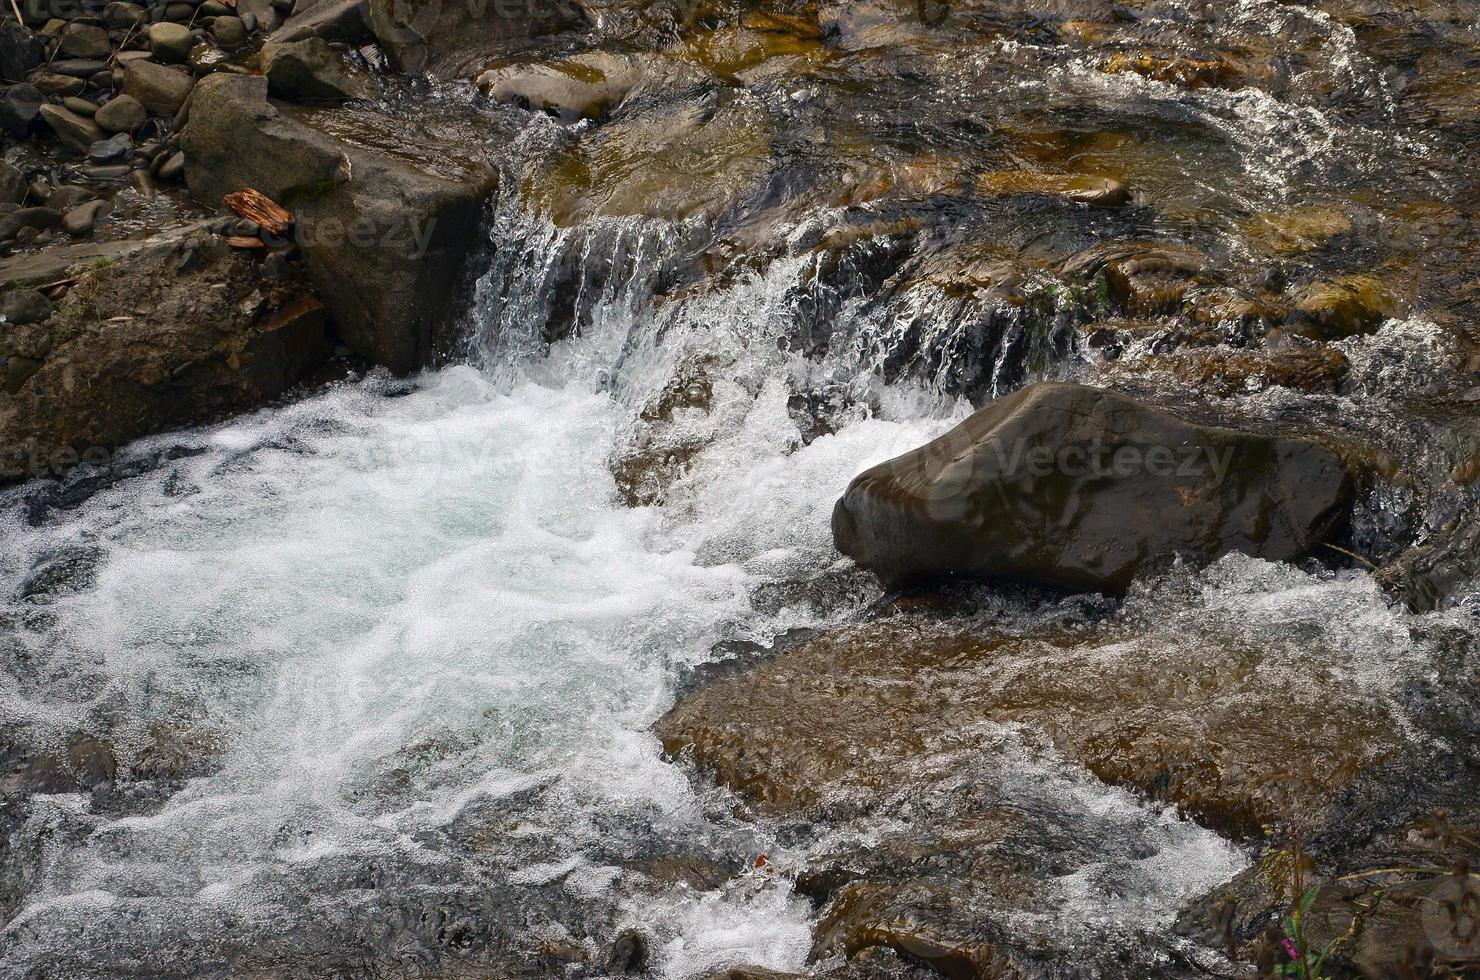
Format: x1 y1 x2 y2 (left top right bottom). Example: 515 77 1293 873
2 0 1478 977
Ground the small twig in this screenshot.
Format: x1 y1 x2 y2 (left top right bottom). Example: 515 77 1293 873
1337 865 1480 881
1321 542 1379 572
7 0 23 30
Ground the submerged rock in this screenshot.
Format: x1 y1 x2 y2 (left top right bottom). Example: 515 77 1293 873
833 383 1352 593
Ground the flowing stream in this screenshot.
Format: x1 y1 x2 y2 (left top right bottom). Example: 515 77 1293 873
3 0 1480 967
2 200 1467 977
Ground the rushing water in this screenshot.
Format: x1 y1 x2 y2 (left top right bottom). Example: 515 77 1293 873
0 202 1253 976
4 0 1479 969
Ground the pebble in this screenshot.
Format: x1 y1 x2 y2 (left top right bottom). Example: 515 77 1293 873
62 96 97 116
49 58 109 77
31 72 87 96
59 23 114 60
78 163 132 179
47 184 94 210
147 22 194 63
63 198 107 236
156 149 185 180
94 93 147 133
0 288 55 325
88 131 133 162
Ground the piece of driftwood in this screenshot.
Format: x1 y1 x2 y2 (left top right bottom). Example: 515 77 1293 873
223 189 294 239
224 236 268 250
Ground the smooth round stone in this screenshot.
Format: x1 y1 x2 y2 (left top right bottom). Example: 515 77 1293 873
62 96 97 116
94 93 147 132
209 15 245 47
49 58 110 77
63 198 107 236
148 21 194 62
87 131 133 162
59 22 113 59
77 163 132 179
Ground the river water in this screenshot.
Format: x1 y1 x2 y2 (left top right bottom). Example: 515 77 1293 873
3 201 1469 977
4 0 1480 972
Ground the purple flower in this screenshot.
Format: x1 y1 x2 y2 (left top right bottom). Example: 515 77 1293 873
1282 938 1299 960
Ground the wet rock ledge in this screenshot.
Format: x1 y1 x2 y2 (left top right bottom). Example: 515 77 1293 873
1 0 498 485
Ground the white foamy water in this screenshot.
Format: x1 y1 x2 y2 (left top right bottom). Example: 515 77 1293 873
3 203 1462 978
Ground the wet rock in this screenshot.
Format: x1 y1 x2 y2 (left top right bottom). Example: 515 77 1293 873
1064 242 1206 317
812 880 1020 978
366 0 589 78
147 22 195 64
181 73 495 374
699 968 803 980
0 82 42 135
94 92 147 133
63 199 108 236
0 226 332 483
0 162 25 205
658 583 1412 839
87 132 132 163
122 58 194 114
0 206 62 242
269 0 370 43
476 51 641 122
236 0 281 34
976 170 1130 206
260 36 377 101
1100 51 1236 89
1244 206 1353 256
0 288 54 324
156 149 184 180
1287 275 1398 340
104 1 149 28
48 58 109 78
209 15 247 47
29 71 86 97
131 723 225 781
59 23 113 60
533 94 774 225
0 23 44 83
604 928 649 974
831 382 1353 593
47 184 94 211
1114 345 1351 398
39 103 105 153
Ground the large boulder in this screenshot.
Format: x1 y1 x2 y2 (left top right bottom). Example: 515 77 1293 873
180 73 495 373
366 0 589 79
0 23 44 83
0 224 330 484
268 0 372 44
260 36 378 101
832 382 1353 593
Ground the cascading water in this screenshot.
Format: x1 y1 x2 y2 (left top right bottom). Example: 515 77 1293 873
3 0 1479 968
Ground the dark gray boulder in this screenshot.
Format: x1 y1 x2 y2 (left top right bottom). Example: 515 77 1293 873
366 0 589 79
0 24 43 83
833 382 1353 593
180 73 494 374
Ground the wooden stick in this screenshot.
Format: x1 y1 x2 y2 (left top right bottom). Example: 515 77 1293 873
223 188 294 238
